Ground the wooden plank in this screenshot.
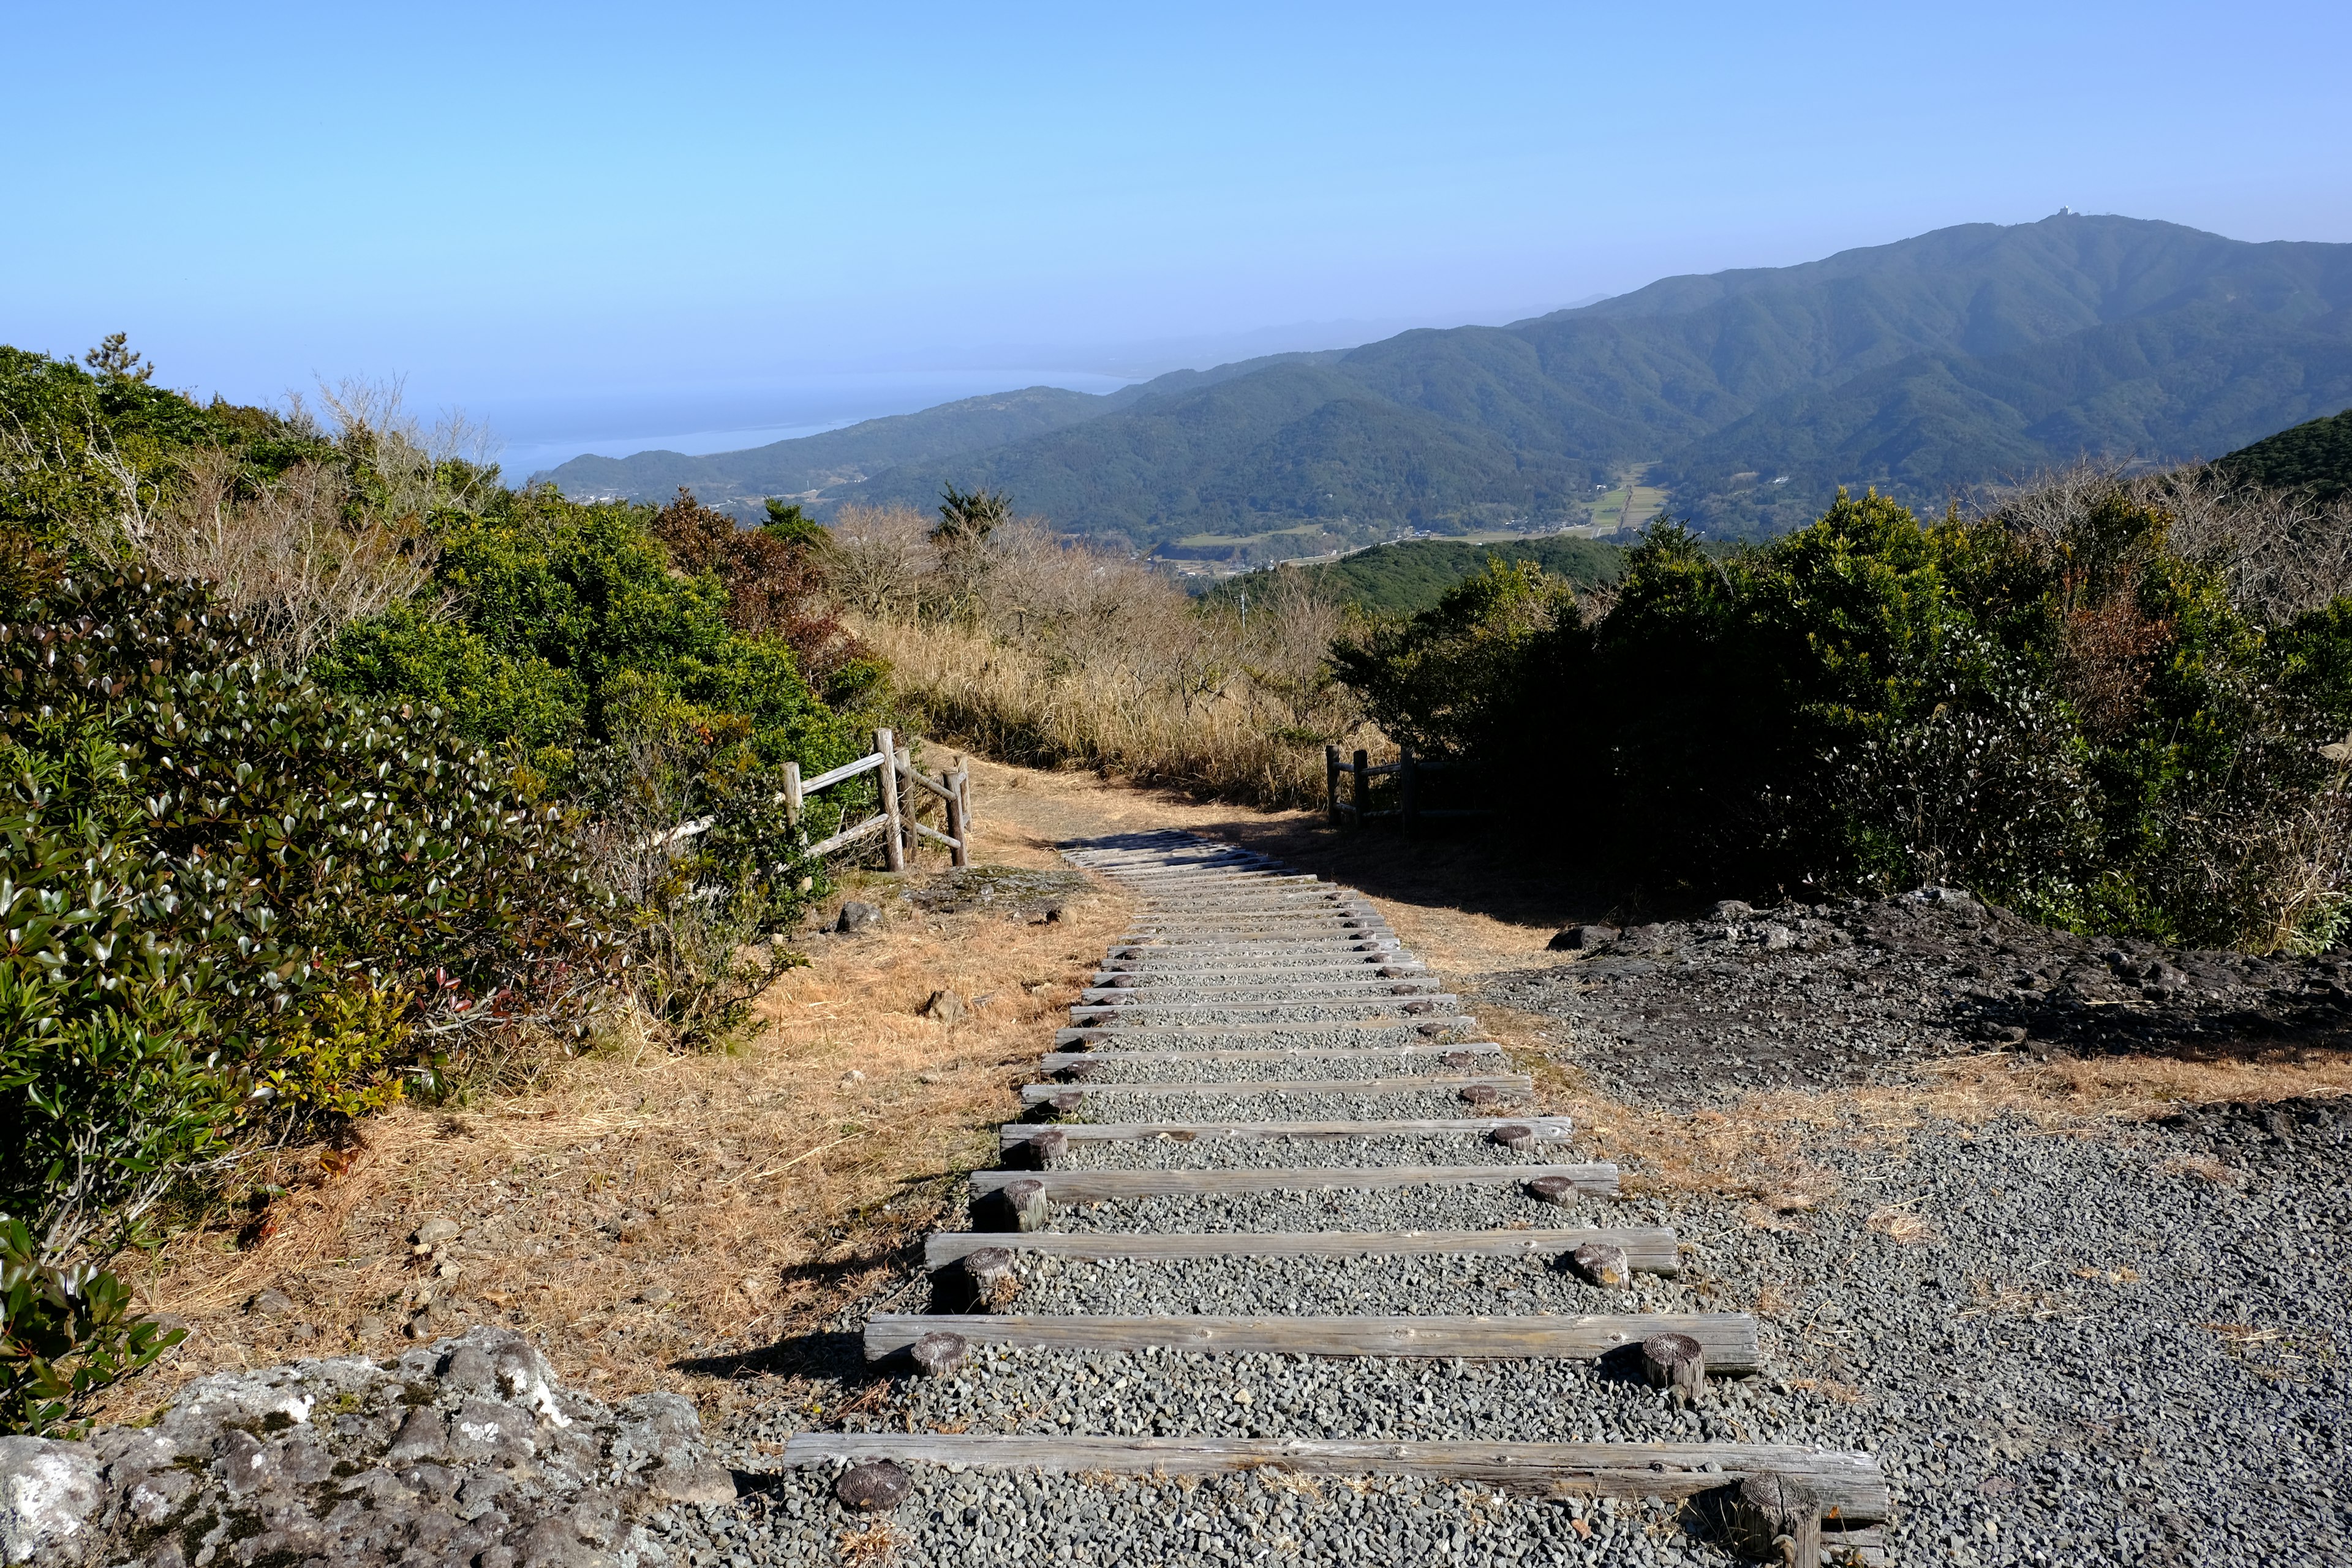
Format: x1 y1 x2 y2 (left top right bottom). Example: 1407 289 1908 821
1069 996 1460 1020
1019 1074 1529 1105
1082 977 1434 998
923 1226 1681 1273
807 813 889 857
1088 969 1428 988
776 1434 1886 1519
1112 934 1400 948
968 1162 1613 1199
999 1117 1574 1146
799 750 885 793
1041 1044 1501 1071
1056 1018 1474 1045
864 1312 1760 1371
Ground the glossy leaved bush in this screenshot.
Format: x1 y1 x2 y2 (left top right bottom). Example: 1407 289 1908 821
1338 484 2352 951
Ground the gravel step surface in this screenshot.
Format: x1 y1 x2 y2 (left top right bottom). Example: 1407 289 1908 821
1061 1134 1566 1170
711 1469 1709 1568
1057 1087 1525 1120
1047 1054 1490 1085
1048 1184 1635 1234
992 1250 1686 1317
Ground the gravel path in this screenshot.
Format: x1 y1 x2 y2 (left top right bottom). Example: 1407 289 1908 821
667 835 2352 1567
1063 1134 1561 1170
1054 1052 1491 1085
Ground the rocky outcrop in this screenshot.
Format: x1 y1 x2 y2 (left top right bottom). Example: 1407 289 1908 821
2 1329 734 1567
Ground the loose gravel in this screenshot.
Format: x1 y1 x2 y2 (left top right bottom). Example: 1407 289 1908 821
1061 1087 1527 1121
1047 1185 1632 1235
999 1250 1678 1317
1054 1052 1487 1085
1064 1134 1563 1170
673 844 2352 1566
1488 889 2352 1107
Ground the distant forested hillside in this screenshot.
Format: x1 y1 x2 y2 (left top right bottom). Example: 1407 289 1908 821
533 352 1338 517
1202 535 1626 615
2216 406 2352 502
540 215 2352 547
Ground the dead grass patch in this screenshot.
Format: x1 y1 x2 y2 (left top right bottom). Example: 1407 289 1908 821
1863 1202 1941 1246
1959 1281 2079 1322
96 786 1132 1425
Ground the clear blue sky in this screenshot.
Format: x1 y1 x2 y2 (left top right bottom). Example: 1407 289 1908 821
7 1 2346 456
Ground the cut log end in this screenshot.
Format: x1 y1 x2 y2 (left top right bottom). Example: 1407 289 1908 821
1489 1122 1536 1152
1048 1091 1084 1115
1640 1331 1707 1404
1727 1470 1822 1566
1058 1058 1107 1082
1525 1175 1578 1205
1458 1085 1500 1107
911 1331 969 1379
1001 1177 1051 1233
835 1459 911 1512
1569 1242 1631 1289
962 1246 1019 1310
1029 1128 1070 1170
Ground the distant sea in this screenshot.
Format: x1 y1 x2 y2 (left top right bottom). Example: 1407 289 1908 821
489 368 1137 482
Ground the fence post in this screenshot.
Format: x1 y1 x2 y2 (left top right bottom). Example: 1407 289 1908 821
1352 749 1370 829
955 758 976 835
783 761 804 840
896 745 917 866
1400 744 1419 839
1326 745 1341 826
944 769 970 867
875 727 906 872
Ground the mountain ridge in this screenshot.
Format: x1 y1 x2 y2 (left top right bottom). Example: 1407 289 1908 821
539 214 2352 543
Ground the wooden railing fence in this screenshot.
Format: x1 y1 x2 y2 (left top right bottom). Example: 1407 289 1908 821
669 726 973 869
788 726 974 869
1325 743 1488 836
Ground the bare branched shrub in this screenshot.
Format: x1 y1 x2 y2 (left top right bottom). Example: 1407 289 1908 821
1981 459 2352 624
149 449 435 666
850 521 1370 806
828 503 932 617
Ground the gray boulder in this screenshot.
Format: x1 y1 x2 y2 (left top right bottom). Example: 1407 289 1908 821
21 1327 731 1566
0 1436 99 1565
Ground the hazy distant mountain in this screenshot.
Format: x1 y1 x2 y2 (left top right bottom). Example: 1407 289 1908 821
530 353 1333 511
543 216 2352 545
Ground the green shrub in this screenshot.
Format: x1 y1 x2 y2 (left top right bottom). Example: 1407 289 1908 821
0 1215 185 1436
1336 484 2352 949
0 570 629 1245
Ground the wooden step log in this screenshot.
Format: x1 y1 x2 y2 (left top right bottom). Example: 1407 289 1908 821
1124 913 1389 929
1020 1073 1528 1106
1112 932 1401 948
1082 973 1430 1001
1095 962 1424 982
1041 1043 1502 1072
968 1162 1615 1200
922 1226 1680 1273
1069 996 1461 1022
865 1311 1760 1371
998 1117 1574 1148
1055 1020 1477 1047
775 1435 1887 1521
1090 962 1429 984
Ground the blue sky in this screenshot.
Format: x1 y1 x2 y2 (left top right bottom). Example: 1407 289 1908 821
7 1 2347 466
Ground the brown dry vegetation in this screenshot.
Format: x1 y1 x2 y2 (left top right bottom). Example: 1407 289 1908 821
840 504 1373 808
97 750 2352 1428
98 778 1132 1424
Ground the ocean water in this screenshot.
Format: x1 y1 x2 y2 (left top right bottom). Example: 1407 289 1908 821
488 368 1136 481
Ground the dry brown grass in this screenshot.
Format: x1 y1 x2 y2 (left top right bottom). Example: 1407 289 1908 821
850 519 1370 810
97 786 1133 1424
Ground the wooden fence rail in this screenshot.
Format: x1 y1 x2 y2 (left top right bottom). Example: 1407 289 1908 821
673 727 974 869
1325 744 1487 835
788 726 974 868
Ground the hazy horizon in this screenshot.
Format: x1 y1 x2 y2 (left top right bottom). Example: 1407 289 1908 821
9 2 2347 475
